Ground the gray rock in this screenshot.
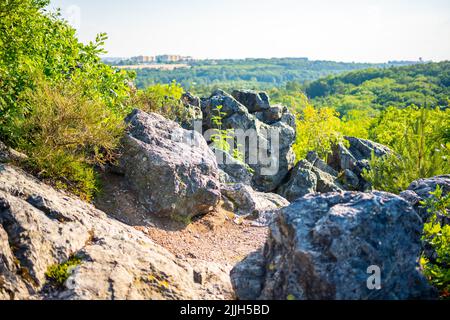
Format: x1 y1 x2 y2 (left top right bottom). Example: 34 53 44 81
261 105 286 124
119 109 221 221
231 191 436 300
306 151 338 177
231 90 270 113
229 250 265 300
180 92 203 130
211 147 253 185
0 141 27 164
400 175 450 221
221 183 289 225
311 166 342 193
327 136 392 191
181 91 201 108
277 159 342 201
0 164 232 300
341 169 360 190
277 160 317 201
201 90 296 192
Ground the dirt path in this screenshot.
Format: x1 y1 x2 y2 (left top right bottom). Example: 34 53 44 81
95 172 267 266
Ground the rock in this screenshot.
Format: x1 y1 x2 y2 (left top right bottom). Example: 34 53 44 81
211 147 253 185
229 250 265 300
327 136 392 191
277 158 342 201
0 164 232 300
201 90 296 192
118 109 221 221
306 151 338 177
0 141 27 164
341 169 360 190
231 90 270 113
311 166 342 193
400 175 450 221
262 105 285 124
231 191 436 300
221 183 289 225
277 160 317 201
180 92 203 130
182 91 201 108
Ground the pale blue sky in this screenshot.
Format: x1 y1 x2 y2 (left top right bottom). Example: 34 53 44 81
49 0 450 62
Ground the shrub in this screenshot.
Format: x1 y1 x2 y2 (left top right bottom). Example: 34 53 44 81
293 105 343 160
0 0 132 143
420 186 450 298
131 81 188 121
363 106 450 193
14 78 125 200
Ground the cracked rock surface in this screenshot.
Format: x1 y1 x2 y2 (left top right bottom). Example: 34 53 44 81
0 164 232 300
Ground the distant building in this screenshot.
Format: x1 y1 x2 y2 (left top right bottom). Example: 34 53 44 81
130 55 155 63
156 55 194 63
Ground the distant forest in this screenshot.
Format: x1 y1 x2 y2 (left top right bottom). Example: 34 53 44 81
120 58 418 91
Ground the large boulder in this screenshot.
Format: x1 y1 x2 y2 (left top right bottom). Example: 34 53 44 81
201 90 296 192
231 191 436 300
277 160 317 201
277 155 342 201
0 164 232 300
231 90 270 113
327 136 392 191
118 109 221 222
221 183 289 226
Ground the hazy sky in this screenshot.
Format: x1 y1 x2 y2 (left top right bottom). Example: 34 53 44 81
49 0 450 62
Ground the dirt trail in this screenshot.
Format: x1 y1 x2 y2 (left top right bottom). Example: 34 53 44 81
95 172 267 266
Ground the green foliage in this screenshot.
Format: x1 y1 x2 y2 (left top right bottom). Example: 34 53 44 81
268 82 310 113
45 255 82 287
121 57 409 92
293 104 344 160
131 81 189 122
210 105 234 153
14 78 125 200
0 0 132 199
420 186 450 298
0 0 132 143
363 106 450 193
306 62 450 115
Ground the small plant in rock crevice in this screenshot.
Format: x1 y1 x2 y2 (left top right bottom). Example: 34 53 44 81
45 255 82 287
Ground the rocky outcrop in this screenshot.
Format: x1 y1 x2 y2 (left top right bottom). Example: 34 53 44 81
212 147 253 185
180 92 203 130
400 175 450 221
0 164 232 300
327 136 392 191
221 183 289 226
118 109 221 221
231 90 270 113
277 153 343 201
231 191 436 300
201 89 296 192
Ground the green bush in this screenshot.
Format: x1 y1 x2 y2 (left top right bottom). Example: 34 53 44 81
131 81 188 121
363 106 450 193
420 186 450 298
0 0 133 199
14 78 125 200
293 104 344 160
